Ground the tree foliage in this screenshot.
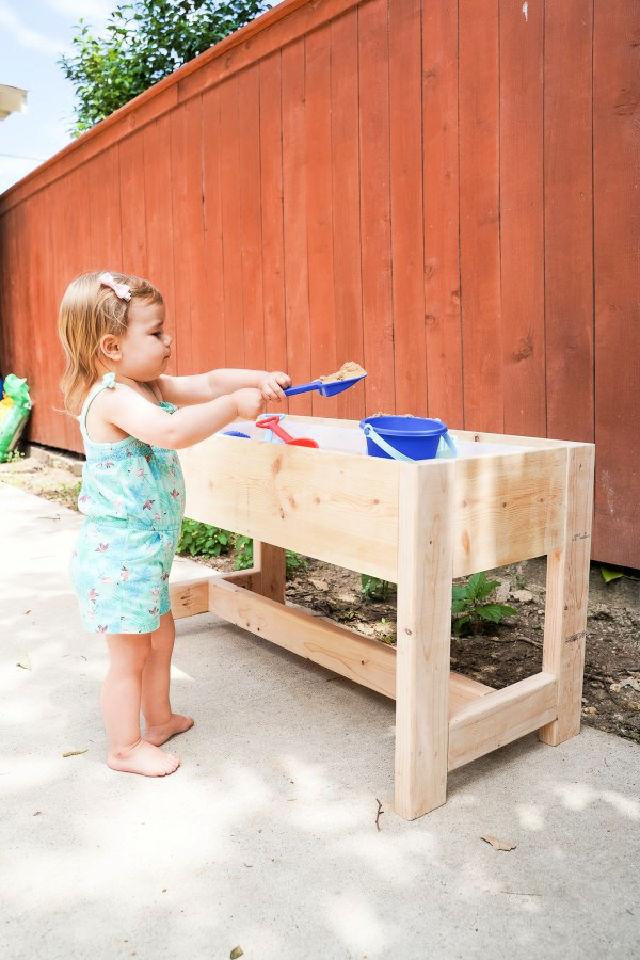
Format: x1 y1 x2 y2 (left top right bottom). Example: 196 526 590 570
59 0 271 137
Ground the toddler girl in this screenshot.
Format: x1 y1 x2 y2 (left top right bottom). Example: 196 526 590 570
58 270 291 777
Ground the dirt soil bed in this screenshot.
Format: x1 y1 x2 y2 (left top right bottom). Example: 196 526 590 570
3 445 639 744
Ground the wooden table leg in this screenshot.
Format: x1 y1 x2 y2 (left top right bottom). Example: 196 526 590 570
395 460 454 819
253 541 287 604
539 445 595 745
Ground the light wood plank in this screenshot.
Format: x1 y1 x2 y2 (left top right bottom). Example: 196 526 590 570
452 447 568 576
170 570 257 619
179 431 568 585
395 460 454 819
178 437 400 580
539 444 595 745
253 541 286 603
449 672 558 770
170 578 210 620
452 428 578 448
210 576 394 696
224 569 259 590
207 577 491 712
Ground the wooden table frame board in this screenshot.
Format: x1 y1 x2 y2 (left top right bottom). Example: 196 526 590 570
172 418 595 820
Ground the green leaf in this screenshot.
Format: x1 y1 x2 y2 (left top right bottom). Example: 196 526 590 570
466 572 499 601
452 584 468 603
601 566 624 584
477 603 517 623
361 574 391 601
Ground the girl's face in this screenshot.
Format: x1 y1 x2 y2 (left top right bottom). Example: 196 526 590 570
116 300 172 381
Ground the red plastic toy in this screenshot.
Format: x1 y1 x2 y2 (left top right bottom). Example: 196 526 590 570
255 415 319 448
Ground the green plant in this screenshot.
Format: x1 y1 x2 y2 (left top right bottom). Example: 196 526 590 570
600 564 639 584
233 534 254 570
361 575 392 602
57 481 83 502
285 550 307 577
177 517 232 558
451 572 516 636
1 448 25 463
232 537 307 579
59 0 271 137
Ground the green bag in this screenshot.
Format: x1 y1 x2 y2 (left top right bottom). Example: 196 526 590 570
0 374 32 462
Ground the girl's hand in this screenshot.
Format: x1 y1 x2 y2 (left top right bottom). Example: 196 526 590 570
259 370 291 402
233 387 263 420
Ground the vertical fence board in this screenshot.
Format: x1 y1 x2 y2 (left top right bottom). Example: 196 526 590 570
144 115 178 374
331 9 365 421
220 76 245 369
89 145 123 270
65 163 94 278
306 26 339 417
3 208 20 402
202 85 228 372
259 53 288 380
593 0 640 566
498 0 545 436
459 0 503 432
22 201 42 434
171 97 208 374
389 0 427 416
282 39 312 414
544 0 594 445
358 0 395 415
119 132 148 278
422 0 463 428
30 192 52 438
238 66 266 375
0 212 10 375
43 182 66 440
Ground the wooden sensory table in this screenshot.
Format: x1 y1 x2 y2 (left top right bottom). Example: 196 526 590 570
171 416 594 820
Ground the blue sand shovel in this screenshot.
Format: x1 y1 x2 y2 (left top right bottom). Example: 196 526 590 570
284 371 367 398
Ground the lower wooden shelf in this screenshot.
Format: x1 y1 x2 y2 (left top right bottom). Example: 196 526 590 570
170 573 557 774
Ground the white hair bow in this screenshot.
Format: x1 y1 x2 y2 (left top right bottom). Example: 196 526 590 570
98 271 131 302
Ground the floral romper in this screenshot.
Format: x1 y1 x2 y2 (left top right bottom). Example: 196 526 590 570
70 372 186 635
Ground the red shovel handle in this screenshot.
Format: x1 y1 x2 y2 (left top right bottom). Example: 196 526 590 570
256 415 319 448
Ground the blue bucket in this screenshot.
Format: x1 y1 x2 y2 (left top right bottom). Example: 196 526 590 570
359 415 450 461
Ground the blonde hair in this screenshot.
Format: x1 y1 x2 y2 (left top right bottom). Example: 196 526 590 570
58 270 163 415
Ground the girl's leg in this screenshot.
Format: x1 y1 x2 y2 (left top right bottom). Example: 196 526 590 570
141 611 194 746
103 632 180 777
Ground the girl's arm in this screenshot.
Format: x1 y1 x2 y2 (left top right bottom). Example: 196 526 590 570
209 368 291 399
156 368 291 406
99 383 263 450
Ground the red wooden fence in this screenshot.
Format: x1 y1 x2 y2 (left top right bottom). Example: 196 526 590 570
0 0 638 567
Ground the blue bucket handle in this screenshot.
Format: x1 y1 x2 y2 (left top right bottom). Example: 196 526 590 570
432 419 458 458
362 420 458 461
362 424 412 461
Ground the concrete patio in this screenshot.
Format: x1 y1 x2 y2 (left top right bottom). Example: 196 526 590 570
1 484 638 960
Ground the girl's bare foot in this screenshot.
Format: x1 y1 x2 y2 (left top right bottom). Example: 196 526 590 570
107 738 180 777
144 713 194 747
